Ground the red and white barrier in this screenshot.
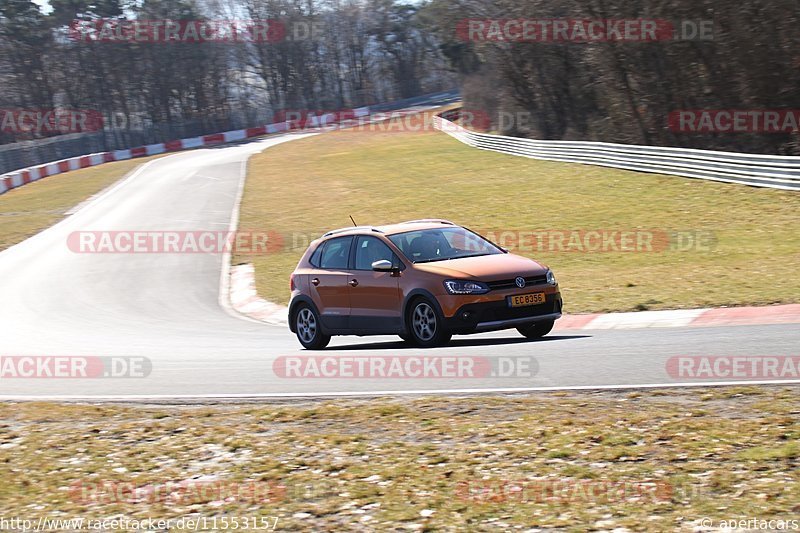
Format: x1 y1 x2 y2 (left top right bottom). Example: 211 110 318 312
554 304 800 330
0 107 370 196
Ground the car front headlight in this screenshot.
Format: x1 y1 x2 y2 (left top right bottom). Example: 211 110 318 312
546 269 557 285
444 280 490 295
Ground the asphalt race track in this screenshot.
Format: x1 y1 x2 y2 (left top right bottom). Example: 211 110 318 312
1 130 798 400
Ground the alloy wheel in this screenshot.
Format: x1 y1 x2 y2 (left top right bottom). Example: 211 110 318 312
297 308 317 344
412 302 437 342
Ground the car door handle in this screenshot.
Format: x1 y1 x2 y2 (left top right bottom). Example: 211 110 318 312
311 278 320 286
349 279 359 287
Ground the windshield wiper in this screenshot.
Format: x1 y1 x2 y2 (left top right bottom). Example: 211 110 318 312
414 253 493 264
414 257 452 264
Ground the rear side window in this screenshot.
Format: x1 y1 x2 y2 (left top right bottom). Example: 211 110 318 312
319 236 353 270
309 243 324 267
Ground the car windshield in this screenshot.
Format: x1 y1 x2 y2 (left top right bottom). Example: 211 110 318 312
388 227 503 264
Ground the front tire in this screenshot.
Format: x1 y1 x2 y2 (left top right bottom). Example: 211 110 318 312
517 319 555 339
295 305 331 350
407 299 451 348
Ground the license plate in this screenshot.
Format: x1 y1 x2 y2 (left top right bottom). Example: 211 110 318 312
508 292 546 308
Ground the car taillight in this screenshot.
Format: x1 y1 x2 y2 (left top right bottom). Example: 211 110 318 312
290 273 296 291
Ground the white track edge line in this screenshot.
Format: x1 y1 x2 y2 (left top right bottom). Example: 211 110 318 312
217 158 266 325
217 134 317 327
2 379 799 402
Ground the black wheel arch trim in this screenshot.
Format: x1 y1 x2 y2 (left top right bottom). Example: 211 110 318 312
288 296 322 334
401 289 447 335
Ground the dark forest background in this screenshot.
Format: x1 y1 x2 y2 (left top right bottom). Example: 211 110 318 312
1 0 798 154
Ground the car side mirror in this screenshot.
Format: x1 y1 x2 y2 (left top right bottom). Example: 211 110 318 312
371 259 394 272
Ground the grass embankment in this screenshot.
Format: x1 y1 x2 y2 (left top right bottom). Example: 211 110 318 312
0 155 166 252
1 388 798 531
237 110 799 313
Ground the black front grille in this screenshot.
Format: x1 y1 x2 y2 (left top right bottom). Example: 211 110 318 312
486 275 548 291
444 293 562 333
473 298 558 322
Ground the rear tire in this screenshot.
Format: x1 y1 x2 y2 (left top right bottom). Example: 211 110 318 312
517 319 555 339
407 298 451 348
295 305 331 350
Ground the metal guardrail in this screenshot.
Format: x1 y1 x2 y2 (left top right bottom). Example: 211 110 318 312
433 111 800 191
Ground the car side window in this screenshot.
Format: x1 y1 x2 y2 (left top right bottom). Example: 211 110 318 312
309 243 324 267
354 236 400 271
319 236 352 270
396 230 446 263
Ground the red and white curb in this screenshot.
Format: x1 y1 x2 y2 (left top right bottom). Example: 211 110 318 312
227 263 800 331
0 109 370 196
555 304 800 330
229 264 288 326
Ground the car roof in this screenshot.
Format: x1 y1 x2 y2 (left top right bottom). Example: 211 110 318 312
321 219 457 239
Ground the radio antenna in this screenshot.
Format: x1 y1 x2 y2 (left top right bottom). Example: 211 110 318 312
349 215 357 226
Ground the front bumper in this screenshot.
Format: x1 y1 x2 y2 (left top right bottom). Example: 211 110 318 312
442 292 563 334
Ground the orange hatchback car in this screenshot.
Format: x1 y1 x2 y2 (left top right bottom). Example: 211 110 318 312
289 220 562 349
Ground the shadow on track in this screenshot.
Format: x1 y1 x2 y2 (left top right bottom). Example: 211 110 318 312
327 334 591 351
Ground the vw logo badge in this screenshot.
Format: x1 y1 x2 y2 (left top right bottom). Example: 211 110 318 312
515 276 526 288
